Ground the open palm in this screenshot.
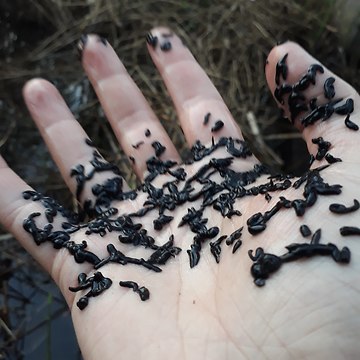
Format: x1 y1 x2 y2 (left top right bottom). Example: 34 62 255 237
1 28 359 359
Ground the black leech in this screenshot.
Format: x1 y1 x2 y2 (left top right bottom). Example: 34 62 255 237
211 120 224 132
187 242 201 268
232 240 242 254
94 244 128 269
119 281 150 301
153 214 174 231
69 272 112 310
311 229 321 244
247 198 289 235
275 53 288 85
340 226 360 236
147 235 181 265
249 234 350 286
66 240 101 265
334 98 354 115
137 286 150 301
324 77 335 99
300 224 312 237
119 280 138 290
146 33 158 48
203 112 211 125
291 199 306 216
274 84 292 104
248 248 282 287
288 92 307 122
329 199 359 214
325 153 342 164
344 114 359 131
306 63 324 84
311 137 331 161
160 41 172 51
281 242 350 264
152 141 166 157
226 227 243 245
132 141 144 149
209 235 227 263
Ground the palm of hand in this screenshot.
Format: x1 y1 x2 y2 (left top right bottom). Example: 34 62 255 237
1 29 359 359
66 163 359 360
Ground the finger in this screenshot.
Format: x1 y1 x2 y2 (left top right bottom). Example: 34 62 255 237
147 27 243 146
0 156 102 305
80 34 181 179
23 78 130 211
266 41 360 165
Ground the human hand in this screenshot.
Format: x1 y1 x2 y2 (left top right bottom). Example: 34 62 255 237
1 28 359 359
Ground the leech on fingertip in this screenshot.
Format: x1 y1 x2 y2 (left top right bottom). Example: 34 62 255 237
146 33 158 48
211 120 224 132
77 34 88 59
132 141 144 149
159 32 173 52
203 112 211 125
160 41 172 52
275 53 288 85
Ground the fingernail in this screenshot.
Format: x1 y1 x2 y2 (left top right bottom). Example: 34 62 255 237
77 34 88 60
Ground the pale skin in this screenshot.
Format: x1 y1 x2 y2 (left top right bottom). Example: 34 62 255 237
0 27 359 359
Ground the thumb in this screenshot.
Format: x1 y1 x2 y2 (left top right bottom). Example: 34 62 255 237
265 41 360 166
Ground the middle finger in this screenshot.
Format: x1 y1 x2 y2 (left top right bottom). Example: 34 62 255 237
81 34 181 180
147 27 244 146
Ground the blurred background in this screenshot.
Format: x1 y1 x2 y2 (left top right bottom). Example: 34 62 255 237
0 0 359 358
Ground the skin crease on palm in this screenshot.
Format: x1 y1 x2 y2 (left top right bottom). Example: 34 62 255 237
0 26 360 359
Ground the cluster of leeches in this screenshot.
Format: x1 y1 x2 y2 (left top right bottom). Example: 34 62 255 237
22 35 358 309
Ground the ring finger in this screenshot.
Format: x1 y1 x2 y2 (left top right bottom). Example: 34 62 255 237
147 27 244 146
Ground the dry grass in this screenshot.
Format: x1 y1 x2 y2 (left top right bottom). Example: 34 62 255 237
0 0 359 357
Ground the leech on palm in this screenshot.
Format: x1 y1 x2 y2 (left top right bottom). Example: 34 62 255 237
1 28 360 359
